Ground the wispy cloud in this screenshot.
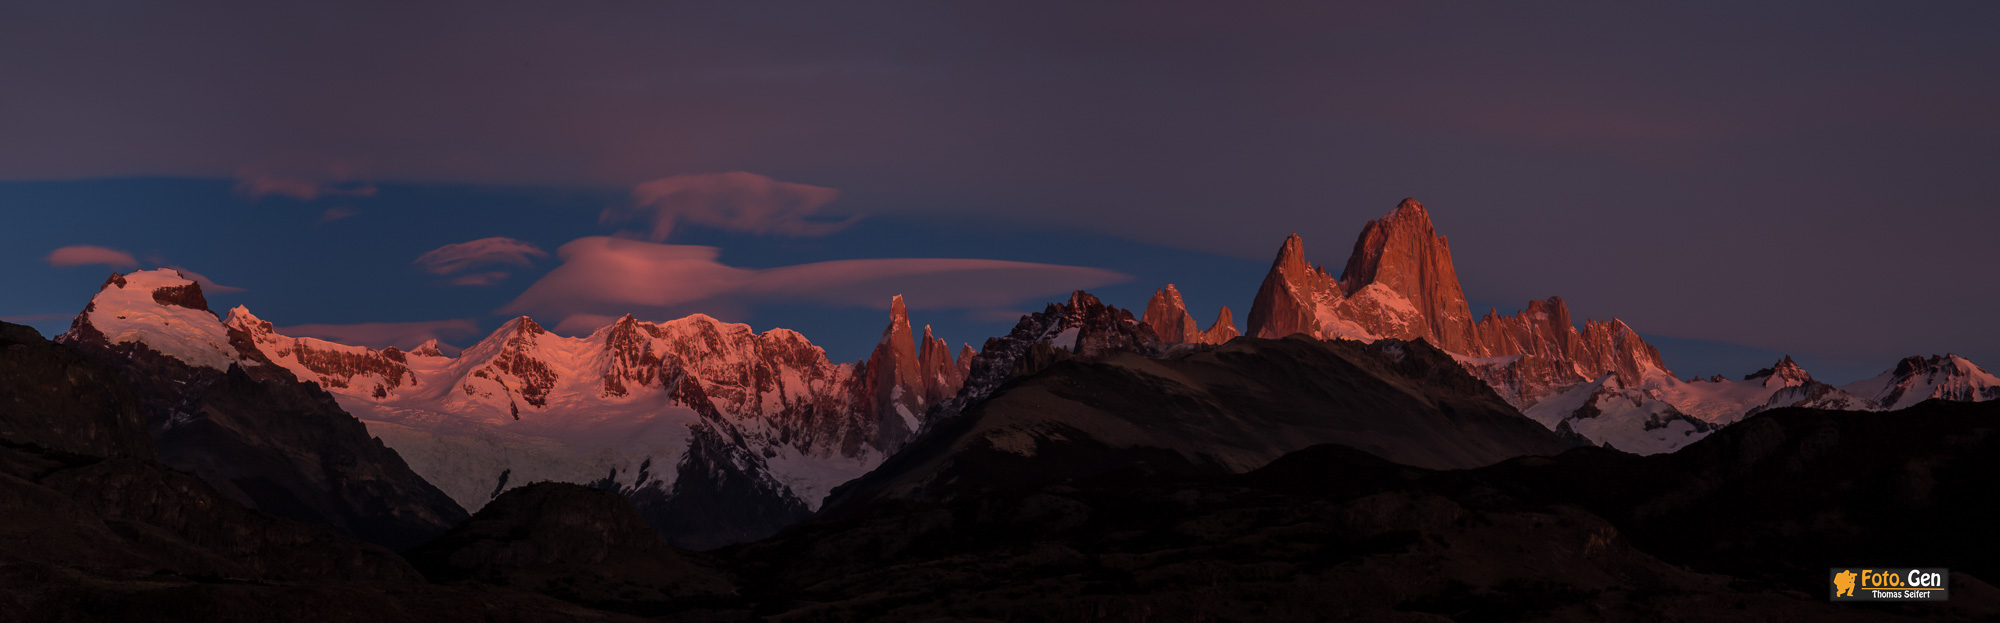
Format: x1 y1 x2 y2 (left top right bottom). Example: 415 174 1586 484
603 171 858 241
166 266 245 293
233 166 377 201
500 236 1129 333
412 237 548 286
45 245 138 268
276 319 481 351
318 207 359 224
447 271 513 287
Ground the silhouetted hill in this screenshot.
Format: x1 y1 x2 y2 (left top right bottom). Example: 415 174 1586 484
406 482 734 612
823 335 1575 516
720 400 2000 621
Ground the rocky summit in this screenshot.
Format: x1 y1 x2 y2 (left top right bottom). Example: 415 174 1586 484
1246 199 1671 413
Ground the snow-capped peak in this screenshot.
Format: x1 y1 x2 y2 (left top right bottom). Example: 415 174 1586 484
58 269 249 371
1842 353 2000 411
410 339 448 358
1742 355 1813 389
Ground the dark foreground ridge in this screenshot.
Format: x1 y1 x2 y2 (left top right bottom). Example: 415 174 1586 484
0 322 651 621
709 399 2000 621
8 319 2000 621
406 482 734 613
57 279 468 550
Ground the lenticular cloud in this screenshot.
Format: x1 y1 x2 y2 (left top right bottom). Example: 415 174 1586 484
604 172 858 240
45 245 139 269
499 236 1129 325
413 237 548 275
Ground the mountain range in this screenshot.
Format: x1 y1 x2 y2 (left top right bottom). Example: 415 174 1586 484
35 197 2000 554
9 196 2000 620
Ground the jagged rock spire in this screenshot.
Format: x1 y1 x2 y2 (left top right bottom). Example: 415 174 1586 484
1245 198 1671 408
1145 284 1239 346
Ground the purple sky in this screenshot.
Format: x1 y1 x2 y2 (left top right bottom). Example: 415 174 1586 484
3 1 1997 382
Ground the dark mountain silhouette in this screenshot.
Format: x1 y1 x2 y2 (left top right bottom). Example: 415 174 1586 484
714 399 2000 621
0 321 665 621
825 334 1575 516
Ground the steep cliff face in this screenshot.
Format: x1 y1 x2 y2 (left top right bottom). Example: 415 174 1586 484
851 295 931 452
227 307 416 400
1203 306 1241 344
1142 284 1238 346
1336 198 1478 352
1246 200 1670 409
915 325 967 407
1247 233 1336 341
1455 299 1672 407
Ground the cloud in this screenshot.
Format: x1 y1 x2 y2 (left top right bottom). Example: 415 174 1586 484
45 245 138 268
318 207 359 224
233 166 378 201
412 237 548 284
603 172 858 241
500 236 1130 330
166 267 246 293
447 271 512 287
0 313 71 324
276 319 481 351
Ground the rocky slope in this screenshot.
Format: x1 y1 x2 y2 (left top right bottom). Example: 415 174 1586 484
53 271 467 549
823 334 1574 516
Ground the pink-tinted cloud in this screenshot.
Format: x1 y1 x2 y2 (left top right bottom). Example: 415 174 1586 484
500 236 1129 328
448 271 513 287
318 207 359 224
277 319 481 351
167 267 246 293
233 166 378 201
45 245 138 268
603 172 858 240
412 237 548 280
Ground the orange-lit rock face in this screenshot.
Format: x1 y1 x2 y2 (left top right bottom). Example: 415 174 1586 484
276 340 416 392
1144 284 1238 346
1336 198 1477 353
1248 198 1669 408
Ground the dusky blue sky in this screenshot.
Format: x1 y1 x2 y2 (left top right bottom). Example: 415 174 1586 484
3 1 1996 384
